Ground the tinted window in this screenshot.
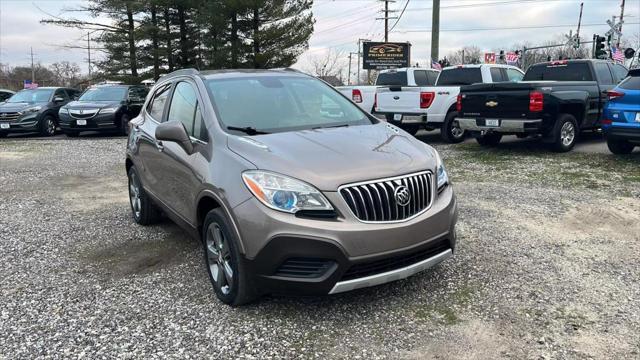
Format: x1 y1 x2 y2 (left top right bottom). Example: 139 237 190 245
611 64 628 84
594 63 613 85
6 89 54 103
505 68 524 82
523 63 593 81
206 76 371 134
426 71 439 85
436 68 483 86
147 84 171 121
376 71 408 86
80 87 127 101
618 75 640 90
0 91 13 101
168 82 198 134
413 71 429 86
54 89 69 100
490 68 505 82
128 87 148 102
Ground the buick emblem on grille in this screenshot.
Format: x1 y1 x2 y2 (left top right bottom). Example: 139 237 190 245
394 185 411 207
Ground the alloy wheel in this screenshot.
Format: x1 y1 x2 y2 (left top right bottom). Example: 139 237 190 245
206 223 234 295
560 121 575 147
46 118 55 136
129 173 142 219
451 120 464 139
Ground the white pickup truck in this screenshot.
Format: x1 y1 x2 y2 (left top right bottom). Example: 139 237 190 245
375 64 524 142
336 67 439 114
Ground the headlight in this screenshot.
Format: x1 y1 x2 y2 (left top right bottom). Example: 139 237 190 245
19 106 41 115
435 150 449 190
242 171 333 213
99 107 118 114
59 108 69 115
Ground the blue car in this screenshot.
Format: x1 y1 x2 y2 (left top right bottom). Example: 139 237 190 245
603 68 640 154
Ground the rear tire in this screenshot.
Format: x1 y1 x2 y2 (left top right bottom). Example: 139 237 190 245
552 114 578 152
120 113 130 135
203 208 256 306
476 133 502 147
40 115 56 137
441 111 465 143
607 138 635 154
127 167 161 225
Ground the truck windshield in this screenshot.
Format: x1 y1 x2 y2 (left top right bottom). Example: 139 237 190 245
206 75 372 134
523 63 593 81
7 89 53 103
376 71 408 86
436 68 483 86
79 87 127 101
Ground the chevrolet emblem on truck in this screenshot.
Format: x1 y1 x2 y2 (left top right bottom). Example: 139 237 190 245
485 101 498 107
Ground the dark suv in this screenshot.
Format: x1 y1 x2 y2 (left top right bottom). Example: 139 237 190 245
126 69 457 305
59 85 148 137
0 87 78 137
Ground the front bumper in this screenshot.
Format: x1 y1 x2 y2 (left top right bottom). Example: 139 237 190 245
233 185 458 296
457 117 543 133
59 112 118 132
0 114 41 133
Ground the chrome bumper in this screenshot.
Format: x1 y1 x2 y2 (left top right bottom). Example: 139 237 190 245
456 118 543 133
328 249 452 294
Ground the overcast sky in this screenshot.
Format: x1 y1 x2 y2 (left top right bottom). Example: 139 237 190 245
0 0 638 75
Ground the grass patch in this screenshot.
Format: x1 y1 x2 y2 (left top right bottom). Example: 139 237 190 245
414 285 475 326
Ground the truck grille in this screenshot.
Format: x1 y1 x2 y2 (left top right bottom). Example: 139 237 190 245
339 171 432 222
0 112 20 122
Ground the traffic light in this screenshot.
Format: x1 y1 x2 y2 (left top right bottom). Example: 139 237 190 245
499 50 505 61
594 36 607 59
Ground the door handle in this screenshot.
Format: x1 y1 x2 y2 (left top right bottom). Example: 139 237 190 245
155 141 164 152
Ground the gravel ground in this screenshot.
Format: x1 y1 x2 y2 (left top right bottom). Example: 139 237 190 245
1 133 639 359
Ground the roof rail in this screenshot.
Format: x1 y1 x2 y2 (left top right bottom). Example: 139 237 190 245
163 68 200 79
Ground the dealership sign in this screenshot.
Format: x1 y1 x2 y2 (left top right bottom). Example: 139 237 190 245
362 42 411 70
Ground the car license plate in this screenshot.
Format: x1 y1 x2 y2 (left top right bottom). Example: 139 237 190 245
636 112 640 123
0 123 9 129
77 120 87 126
485 119 499 127
394 114 403 121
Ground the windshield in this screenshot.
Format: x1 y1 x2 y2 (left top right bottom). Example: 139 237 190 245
436 68 483 86
523 63 593 81
7 89 53 103
206 75 373 133
79 87 127 101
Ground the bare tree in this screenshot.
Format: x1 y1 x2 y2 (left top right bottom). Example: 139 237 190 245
305 49 345 79
50 61 82 87
445 46 482 65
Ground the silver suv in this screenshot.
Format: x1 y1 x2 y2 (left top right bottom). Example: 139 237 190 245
126 68 458 305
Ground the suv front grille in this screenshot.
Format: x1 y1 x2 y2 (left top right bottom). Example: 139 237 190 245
341 239 450 281
274 258 335 278
0 112 20 122
339 171 432 222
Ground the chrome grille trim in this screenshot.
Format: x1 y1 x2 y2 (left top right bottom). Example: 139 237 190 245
339 170 433 223
69 109 99 119
0 112 20 122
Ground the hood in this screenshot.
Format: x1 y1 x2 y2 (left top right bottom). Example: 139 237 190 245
64 100 121 109
0 101 45 112
227 122 436 191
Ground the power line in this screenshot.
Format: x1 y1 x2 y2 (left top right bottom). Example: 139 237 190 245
389 0 410 32
393 21 640 33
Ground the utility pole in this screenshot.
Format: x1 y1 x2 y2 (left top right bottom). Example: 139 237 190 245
617 0 626 46
356 38 370 85
30 47 35 83
347 53 353 85
87 32 92 80
431 0 440 62
377 1 397 43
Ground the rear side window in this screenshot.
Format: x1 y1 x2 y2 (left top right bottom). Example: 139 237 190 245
436 68 483 86
611 64 628 84
376 71 408 86
426 71 439 85
490 68 505 82
413 70 429 86
523 63 593 81
594 63 613 85
618 75 640 90
0 92 11 101
128 87 148 102
147 84 171 121
505 68 524 82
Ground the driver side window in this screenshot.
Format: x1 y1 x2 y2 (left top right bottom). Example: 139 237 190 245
167 81 208 142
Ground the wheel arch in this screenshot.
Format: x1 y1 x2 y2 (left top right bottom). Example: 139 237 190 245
197 190 246 254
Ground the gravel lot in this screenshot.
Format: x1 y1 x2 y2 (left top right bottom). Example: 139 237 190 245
1 132 639 359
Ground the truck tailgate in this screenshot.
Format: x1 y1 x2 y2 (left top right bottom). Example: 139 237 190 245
460 83 534 119
376 87 424 113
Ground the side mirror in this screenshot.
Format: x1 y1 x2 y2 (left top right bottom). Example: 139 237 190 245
155 121 194 154
53 97 65 103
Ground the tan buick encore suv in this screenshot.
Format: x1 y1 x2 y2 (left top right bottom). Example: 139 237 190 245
125 68 458 305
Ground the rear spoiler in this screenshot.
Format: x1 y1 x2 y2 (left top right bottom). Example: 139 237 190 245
628 69 640 77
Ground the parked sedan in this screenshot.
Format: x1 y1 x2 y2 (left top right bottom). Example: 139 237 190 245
59 84 148 137
603 68 640 154
126 68 458 305
0 87 77 137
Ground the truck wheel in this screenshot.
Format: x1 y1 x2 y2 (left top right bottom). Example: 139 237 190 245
552 114 578 152
476 133 502 147
607 139 635 154
441 111 465 143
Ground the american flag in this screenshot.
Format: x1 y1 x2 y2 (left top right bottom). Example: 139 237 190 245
611 47 625 64
431 60 442 70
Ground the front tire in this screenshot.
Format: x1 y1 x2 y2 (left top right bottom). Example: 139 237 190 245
552 114 578 152
127 167 161 225
476 133 502 147
40 115 56 137
203 208 256 306
441 111 466 143
607 138 635 154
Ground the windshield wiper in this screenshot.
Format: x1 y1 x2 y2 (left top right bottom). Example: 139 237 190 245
312 124 350 130
227 126 270 135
